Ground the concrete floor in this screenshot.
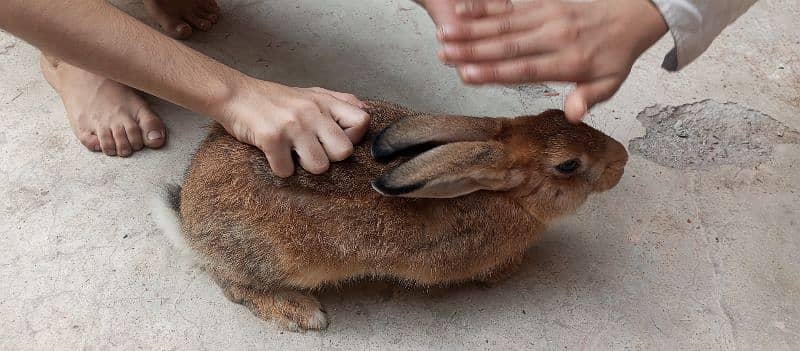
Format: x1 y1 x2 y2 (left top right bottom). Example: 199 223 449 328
1 0 799 349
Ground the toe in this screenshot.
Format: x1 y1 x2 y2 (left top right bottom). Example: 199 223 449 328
198 9 219 24
78 131 101 152
97 128 117 156
136 108 166 149
111 125 133 157
203 0 220 13
185 14 212 31
145 2 193 39
124 121 145 151
166 21 193 40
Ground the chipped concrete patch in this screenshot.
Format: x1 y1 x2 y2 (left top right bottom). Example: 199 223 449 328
629 100 800 169
514 84 558 97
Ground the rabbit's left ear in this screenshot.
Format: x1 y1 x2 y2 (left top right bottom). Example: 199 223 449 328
371 141 525 198
371 115 503 162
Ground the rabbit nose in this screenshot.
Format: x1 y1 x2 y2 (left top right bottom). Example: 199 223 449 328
606 137 629 166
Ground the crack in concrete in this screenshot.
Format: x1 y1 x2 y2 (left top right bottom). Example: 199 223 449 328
689 173 738 349
0 41 17 55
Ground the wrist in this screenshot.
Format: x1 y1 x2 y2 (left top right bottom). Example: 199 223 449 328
629 0 669 54
603 0 668 57
206 71 259 126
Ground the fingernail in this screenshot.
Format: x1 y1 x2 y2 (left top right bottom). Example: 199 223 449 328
147 130 163 141
442 44 460 58
437 24 451 39
437 50 448 62
177 23 190 33
455 2 469 14
462 65 479 78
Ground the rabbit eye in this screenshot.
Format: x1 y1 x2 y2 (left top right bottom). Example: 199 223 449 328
555 159 581 174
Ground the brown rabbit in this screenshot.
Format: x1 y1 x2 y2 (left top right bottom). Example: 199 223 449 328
154 100 628 331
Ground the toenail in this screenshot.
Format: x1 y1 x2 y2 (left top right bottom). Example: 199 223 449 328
177 23 190 33
93 145 101 151
147 130 163 141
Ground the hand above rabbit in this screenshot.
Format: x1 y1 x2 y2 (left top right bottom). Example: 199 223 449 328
159 100 628 331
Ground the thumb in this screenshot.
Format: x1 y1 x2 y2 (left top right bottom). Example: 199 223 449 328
564 78 623 123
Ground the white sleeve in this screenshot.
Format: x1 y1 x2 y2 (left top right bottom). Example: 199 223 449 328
649 0 759 71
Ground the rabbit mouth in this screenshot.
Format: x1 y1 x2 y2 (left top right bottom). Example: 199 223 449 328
594 160 627 192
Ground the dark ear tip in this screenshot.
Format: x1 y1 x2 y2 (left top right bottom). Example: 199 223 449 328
370 128 394 163
371 177 423 196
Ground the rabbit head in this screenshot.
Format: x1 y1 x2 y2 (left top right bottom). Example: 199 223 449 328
370 109 628 221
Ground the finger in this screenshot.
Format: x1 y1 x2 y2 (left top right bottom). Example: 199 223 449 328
455 0 514 18
326 99 371 143
308 87 364 107
564 78 623 123
96 128 117 156
438 2 544 41
458 54 576 84
111 125 133 157
293 133 330 174
263 143 295 178
315 118 355 162
440 27 561 63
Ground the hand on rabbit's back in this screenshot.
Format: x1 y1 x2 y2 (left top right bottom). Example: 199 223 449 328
193 101 424 199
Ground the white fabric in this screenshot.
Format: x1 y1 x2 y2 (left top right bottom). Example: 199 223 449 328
649 0 759 71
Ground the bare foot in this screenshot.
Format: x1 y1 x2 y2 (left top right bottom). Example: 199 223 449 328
145 0 221 39
41 54 166 157
224 284 328 332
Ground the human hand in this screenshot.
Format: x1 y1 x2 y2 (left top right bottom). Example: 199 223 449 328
436 0 668 122
217 79 370 177
415 0 462 24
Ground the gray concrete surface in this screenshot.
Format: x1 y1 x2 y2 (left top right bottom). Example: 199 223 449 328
1 0 799 349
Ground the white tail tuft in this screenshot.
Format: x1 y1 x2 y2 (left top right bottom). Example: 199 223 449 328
148 185 200 264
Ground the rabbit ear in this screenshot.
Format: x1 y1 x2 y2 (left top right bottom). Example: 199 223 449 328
371 141 525 198
371 115 504 162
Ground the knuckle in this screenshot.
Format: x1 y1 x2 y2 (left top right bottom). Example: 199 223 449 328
307 160 330 174
356 111 371 126
555 26 577 42
466 44 478 60
496 18 512 34
331 143 354 161
550 3 568 17
503 39 521 57
520 61 538 81
256 128 282 146
565 6 580 21
566 50 590 74
295 100 320 114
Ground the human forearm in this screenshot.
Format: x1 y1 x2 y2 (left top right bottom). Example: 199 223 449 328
1 0 371 177
0 0 240 118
